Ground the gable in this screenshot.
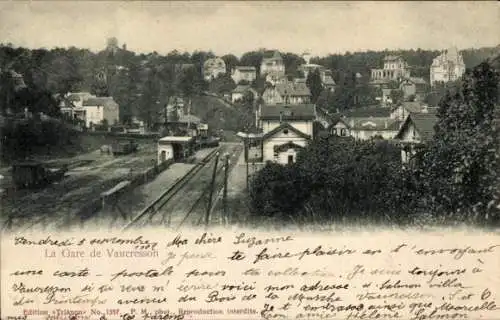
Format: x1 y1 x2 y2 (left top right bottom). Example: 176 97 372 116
262 122 311 140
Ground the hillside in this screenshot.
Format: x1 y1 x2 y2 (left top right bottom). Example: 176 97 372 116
190 95 255 138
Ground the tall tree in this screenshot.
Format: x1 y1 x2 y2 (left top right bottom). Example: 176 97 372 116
221 54 239 74
306 69 323 104
419 61 499 219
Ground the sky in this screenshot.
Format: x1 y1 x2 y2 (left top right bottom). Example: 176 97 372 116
0 1 498 57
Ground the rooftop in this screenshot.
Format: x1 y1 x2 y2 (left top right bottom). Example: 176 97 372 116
343 106 392 118
234 66 256 71
158 136 194 143
82 97 116 106
274 81 311 97
260 104 316 121
395 113 439 142
233 84 252 93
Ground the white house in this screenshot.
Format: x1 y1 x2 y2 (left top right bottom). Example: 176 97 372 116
157 136 194 164
329 118 351 137
395 113 438 164
203 57 226 81
430 47 466 87
82 97 120 128
371 55 411 85
260 51 285 77
258 104 315 164
231 66 257 84
347 118 402 140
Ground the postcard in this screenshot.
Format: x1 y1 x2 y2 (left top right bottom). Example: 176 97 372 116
1 2 499 320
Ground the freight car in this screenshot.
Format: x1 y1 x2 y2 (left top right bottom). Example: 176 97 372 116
112 140 138 156
12 161 68 189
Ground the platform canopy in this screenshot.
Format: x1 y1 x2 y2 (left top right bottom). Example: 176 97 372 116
158 136 194 145
236 132 263 139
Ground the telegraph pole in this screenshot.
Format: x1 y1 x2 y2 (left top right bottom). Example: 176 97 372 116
223 154 230 225
206 152 220 227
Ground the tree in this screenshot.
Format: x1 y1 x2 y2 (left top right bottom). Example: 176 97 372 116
389 89 404 106
418 61 499 221
306 69 323 103
282 52 305 78
221 54 239 74
240 51 264 74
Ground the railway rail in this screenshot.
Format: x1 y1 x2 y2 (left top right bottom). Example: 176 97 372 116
122 147 222 230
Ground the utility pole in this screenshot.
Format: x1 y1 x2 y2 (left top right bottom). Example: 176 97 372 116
223 154 230 225
205 152 220 227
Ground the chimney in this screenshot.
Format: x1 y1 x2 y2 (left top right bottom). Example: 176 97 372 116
350 120 354 127
280 111 283 123
384 120 388 129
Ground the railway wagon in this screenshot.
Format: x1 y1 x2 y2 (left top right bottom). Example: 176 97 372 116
112 140 138 156
12 161 67 189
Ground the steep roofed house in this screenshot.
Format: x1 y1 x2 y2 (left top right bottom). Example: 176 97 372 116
260 51 285 77
395 113 438 165
399 77 429 102
262 81 311 105
329 117 351 137
231 66 257 84
82 96 119 129
258 104 316 164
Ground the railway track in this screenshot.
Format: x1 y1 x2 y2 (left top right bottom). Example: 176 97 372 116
122 147 222 230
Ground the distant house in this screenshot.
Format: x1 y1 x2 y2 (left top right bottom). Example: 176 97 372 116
231 66 257 84
339 106 402 140
262 81 311 105
82 97 120 129
258 104 316 164
322 71 336 92
371 55 411 87
430 47 466 87
399 77 428 101
329 118 351 137
265 73 287 86
203 58 226 81
390 102 434 121
231 85 258 103
395 113 438 164
260 51 285 77
347 117 402 140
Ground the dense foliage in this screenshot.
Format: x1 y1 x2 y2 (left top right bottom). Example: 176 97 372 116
415 61 500 224
250 59 500 227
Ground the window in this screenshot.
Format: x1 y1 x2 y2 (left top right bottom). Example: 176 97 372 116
341 129 347 137
283 129 289 134
332 128 337 136
288 155 294 164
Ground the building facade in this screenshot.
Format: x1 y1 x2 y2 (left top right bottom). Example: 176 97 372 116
203 57 227 81
399 77 428 101
82 97 120 128
371 55 411 84
262 81 311 105
231 66 257 84
395 113 438 164
258 104 316 164
430 47 466 86
260 51 285 77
